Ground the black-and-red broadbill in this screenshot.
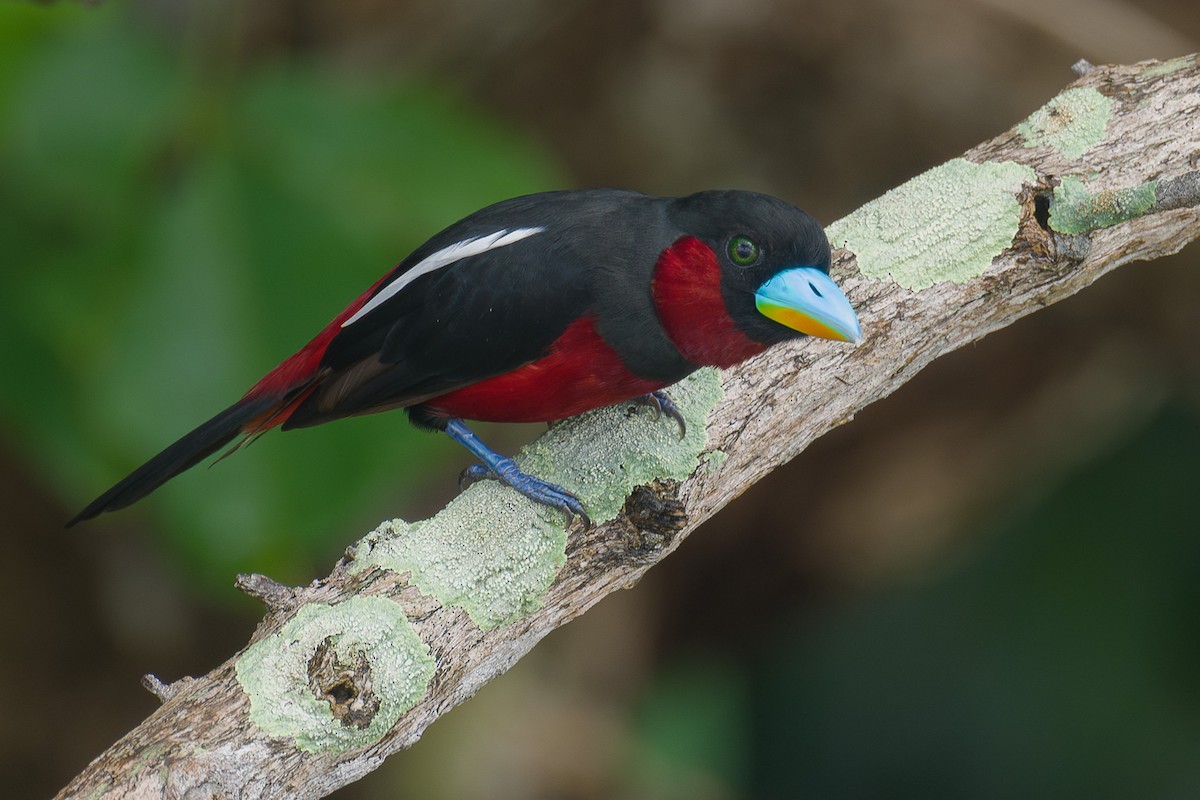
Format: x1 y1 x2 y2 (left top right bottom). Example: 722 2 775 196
70 189 862 526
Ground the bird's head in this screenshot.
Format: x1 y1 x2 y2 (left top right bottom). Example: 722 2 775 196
665 190 862 348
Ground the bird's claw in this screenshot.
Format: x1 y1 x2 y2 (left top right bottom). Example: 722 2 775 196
458 463 491 490
632 390 686 439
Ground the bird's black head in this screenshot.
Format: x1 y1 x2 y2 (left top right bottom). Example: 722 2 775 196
667 189 861 346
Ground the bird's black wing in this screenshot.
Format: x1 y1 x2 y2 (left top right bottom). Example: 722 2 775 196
284 190 665 428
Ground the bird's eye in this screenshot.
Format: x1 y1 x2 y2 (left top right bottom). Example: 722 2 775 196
727 235 761 267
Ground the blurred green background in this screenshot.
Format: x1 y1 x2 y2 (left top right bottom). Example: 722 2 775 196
2 1 1198 798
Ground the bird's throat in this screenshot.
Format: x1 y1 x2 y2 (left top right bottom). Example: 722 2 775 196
651 236 766 368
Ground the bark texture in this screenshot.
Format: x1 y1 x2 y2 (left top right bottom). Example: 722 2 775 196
58 55 1200 799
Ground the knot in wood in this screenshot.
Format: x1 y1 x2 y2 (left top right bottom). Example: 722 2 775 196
619 480 688 559
306 636 381 730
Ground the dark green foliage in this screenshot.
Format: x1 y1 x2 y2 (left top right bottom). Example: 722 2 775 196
0 5 560 586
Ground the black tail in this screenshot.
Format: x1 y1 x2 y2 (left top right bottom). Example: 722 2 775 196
67 395 282 527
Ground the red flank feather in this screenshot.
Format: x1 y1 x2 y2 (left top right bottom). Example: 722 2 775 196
242 273 390 415
426 314 665 423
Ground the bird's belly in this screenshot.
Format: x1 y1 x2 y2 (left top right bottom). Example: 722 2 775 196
425 315 673 423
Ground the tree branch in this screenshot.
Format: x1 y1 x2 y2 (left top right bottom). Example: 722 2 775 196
58 55 1200 799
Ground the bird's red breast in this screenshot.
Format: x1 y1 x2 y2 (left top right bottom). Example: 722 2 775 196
423 313 666 422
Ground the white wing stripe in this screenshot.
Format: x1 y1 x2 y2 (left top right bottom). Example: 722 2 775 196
341 226 544 328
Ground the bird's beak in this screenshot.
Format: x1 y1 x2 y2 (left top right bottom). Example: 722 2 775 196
754 267 862 344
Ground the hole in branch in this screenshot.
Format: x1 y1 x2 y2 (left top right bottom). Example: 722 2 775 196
1034 193 1052 230
307 636 381 729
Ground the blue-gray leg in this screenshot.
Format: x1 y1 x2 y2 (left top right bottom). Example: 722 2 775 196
445 418 589 526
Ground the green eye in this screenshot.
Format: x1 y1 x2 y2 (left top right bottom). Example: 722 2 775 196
728 235 760 266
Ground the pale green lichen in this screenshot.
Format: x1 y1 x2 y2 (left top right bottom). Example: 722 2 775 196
826 158 1035 290
129 743 167 782
1141 55 1195 78
235 597 435 753
1015 87 1112 159
352 368 724 630
702 449 727 472
1050 175 1159 234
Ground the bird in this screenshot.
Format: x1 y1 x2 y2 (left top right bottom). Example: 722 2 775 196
69 188 862 527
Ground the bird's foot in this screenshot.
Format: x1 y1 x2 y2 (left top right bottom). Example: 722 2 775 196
631 390 686 439
442 418 589 526
458 461 589 526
